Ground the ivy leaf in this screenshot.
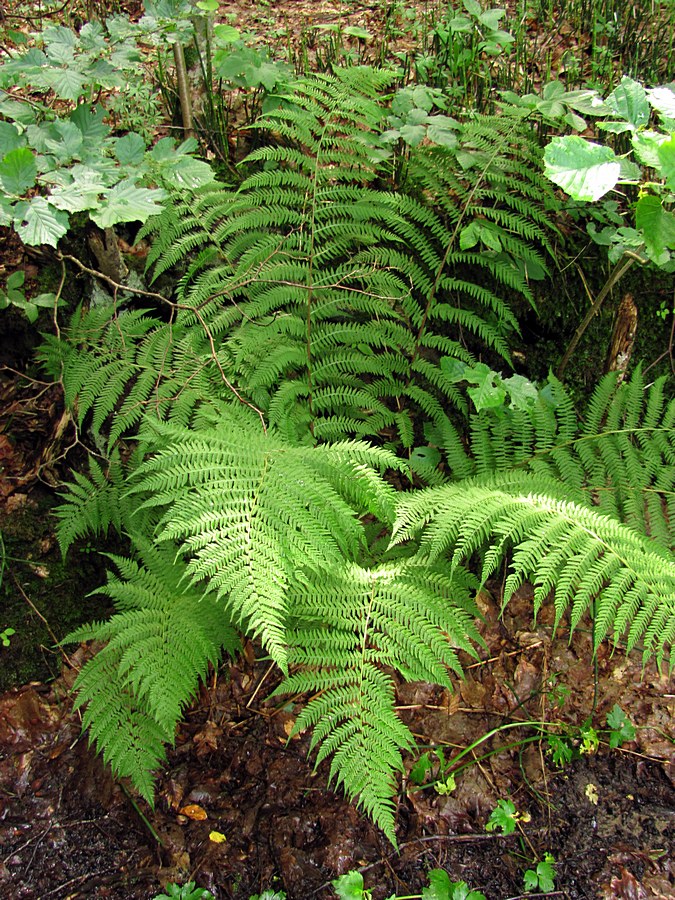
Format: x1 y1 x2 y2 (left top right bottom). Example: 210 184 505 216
91 179 166 228
635 195 675 259
0 147 37 194
544 136 621 201
13 196 69 247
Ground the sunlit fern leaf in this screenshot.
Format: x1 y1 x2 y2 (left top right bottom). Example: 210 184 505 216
392 472 675 668
66 543 240 802
274 560 481 843
127 418 408 670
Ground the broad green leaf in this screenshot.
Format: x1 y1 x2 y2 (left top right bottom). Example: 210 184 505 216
657 136 675 188
422 869 452 900
42 26 79 64
44 121 83 162
213 23 240 43
648 86 675 119
43 67 87 102
0 197 13 226
163 156 215 189
427 120 458 148
0 123 25 159
605 76 649 130
13 196 69 247
503 374 538 410
632 130 669 168
344 26 372 40
563 89 607 116
70 104 110 143
48 168 107 212
91 179 166 228
79 20 107 51
544 136 620 201
0 147 37 194
115 133 146 166
150 136 181 162
635 194 675 258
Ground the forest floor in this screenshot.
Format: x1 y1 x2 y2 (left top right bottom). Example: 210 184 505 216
0 1 674 898
0 484 673 900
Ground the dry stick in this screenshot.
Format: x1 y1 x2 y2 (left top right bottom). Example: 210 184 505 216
556 251 642 380
57 253 267 427
12 574 75 668
173 41 195 138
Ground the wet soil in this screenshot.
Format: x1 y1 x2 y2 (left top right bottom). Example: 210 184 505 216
0 544 673 899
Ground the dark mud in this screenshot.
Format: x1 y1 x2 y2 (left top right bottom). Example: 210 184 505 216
0 599 672 900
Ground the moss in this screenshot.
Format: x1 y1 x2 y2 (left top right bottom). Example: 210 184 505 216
0 487 114 692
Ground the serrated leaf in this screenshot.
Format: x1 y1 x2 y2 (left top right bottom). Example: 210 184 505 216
91 179 166 228
14 196 69 247
635 194 675 258
0 122 25 159
115 133 146 166
0 147 37 194
657 135 675 188
544 136 620 201
42 67 86 102
70 103 110 143
423 869 452 900
632 130 669 168
605 76 649 130
44 121 83 162
162 156 215 189
332 871 367 900
647 86 675 119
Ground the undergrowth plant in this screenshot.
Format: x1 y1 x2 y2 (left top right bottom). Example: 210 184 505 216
37 65 675 846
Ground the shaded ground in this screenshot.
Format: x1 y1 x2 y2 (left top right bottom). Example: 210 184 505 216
0 495 673 899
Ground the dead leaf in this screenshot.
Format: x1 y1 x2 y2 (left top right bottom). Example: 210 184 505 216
179 803 208 821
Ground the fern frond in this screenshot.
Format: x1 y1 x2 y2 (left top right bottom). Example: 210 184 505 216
66 544 240 802
128 418 407 669
274 560 480 843
392 471 675 667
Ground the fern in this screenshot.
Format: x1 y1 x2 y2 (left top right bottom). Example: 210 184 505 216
45 67 675 844
274 561 480 841
136 68 555 453
66 542 240 803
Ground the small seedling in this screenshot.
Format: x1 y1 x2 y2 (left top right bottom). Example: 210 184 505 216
0 627 15 648
152 882 215 900
523 853 556 893
332 868 486 900
485 798 530 835
580 725 599 755
249 891 286 900
606 704 636 748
